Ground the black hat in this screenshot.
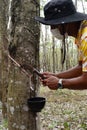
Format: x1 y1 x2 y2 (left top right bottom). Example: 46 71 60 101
35 0 87 25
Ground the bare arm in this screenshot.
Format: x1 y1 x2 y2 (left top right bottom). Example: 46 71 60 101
62 72 87 90
43 72 87 90
56 62 82 79
42 62 87 90
42 62 82 79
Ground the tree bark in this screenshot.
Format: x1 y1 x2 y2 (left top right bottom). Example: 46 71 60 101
52 37 55 73
7 0 40 130
0 0 9 118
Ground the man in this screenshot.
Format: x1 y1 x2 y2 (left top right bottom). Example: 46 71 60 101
35 0 87 90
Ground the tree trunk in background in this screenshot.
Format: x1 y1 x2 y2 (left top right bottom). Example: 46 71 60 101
7 0 40 130
66 39 70 70
61 40 64 71
82 0 85 13
0 0 9 118
52 37 55 73
75 0 77 9
42 26 48 71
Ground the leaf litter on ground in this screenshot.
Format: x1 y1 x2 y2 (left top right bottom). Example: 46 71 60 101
39 87 87 130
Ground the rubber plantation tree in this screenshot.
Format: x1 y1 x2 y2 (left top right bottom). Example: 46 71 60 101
7 0 40 130
0 0 9 118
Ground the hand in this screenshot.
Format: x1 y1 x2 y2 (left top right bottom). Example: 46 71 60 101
43 76 59 90
40 72 54 86
41 72 55 79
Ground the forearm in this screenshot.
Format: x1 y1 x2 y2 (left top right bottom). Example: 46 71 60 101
62 73 87 90
56 64 82 79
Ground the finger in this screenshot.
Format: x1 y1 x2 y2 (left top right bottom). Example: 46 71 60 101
42 72 49 75
42 81 47 86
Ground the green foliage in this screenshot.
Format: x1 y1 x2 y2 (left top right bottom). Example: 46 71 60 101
0 119 8 130
48 121 58 129
64 122 70 130
81 122 87 129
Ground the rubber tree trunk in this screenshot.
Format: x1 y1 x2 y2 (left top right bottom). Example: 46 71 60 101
0 0 9 118
7 0 40 130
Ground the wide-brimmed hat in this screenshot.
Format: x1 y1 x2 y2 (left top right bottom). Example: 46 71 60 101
35 0 87 25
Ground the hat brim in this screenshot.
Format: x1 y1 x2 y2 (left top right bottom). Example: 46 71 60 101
35 12 87 25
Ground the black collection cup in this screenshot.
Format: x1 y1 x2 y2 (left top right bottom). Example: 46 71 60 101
27 97 46 112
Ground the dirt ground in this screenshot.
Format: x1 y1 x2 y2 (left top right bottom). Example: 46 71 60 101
0 88 87 130
39 87 87 130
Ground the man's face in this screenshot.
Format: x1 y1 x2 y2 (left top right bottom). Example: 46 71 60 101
50 24 68 39
51 25 64 39
51 25 63 33
51 24 67 34
51 21 80 38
